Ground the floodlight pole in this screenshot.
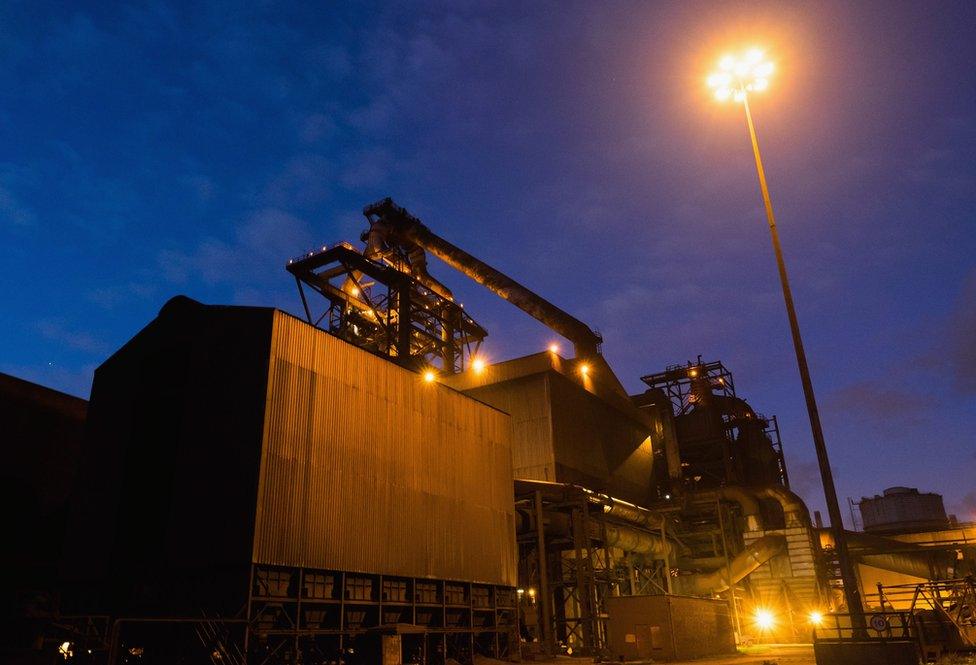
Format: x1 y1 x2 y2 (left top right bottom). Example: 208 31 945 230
741 92 866 633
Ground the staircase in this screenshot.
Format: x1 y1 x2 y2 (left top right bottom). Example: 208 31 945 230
194 611 246 665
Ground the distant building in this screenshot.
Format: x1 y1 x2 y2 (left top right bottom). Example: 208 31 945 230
834 486 976 611
859 486 949 535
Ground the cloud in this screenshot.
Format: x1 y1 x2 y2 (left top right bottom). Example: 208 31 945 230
345 98 395 134
0 361 96 400
946 272 976 394
784 457 830 517
303 43 353 80
949 490 976 522
824 379 925 426
121 2 180 36
180 173 216 203
260 154 332 207
86 282 156 310
157 208 316 291
36 320 108 355
914 268 976 396
0 184 35 227
339 148 393 189
0 142 139 240
299 112 337 144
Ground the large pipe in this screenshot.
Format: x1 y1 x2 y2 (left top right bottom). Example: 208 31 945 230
516 504 685 561
755 485 810 527
603 498 666 532
846 532 955 580
686 534 787 595
362 198 602 357
601 521 682 561
688 486 764 532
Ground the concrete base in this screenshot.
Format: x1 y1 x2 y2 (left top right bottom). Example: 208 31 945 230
814 640 920 665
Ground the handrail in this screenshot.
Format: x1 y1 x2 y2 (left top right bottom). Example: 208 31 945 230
813 611 915 642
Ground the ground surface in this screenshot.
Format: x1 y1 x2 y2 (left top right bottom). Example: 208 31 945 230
497 645 976 665
684 644 816 665
501 643 816 665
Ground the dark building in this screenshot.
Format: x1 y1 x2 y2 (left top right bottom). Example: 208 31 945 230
0 373 87 655
62 296 517 663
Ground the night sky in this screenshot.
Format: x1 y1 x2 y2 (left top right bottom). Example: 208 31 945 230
2 1 974 524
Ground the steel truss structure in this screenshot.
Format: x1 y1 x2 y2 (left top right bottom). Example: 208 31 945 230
641 358 789 489
63 571 516 664
516 484 677 657
287 243 486 373
244 565 516 665
641 358 737 416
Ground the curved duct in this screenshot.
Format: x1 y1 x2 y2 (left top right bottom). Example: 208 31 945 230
686 484 811 531
689 486 764 532
755 485 810 527
686 534 787 595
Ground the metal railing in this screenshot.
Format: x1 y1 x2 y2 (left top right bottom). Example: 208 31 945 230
813 611 915 642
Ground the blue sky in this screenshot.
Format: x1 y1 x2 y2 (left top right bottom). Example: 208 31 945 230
2 1 974 523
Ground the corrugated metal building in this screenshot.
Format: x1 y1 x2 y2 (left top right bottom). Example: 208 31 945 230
255 311 515 583
64 296 516 660
440 352 659 506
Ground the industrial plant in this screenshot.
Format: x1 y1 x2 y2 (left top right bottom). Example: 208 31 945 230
4 198 975 664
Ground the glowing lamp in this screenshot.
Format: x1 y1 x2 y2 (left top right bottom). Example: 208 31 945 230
708 49 773 103
755 609 775 630
423 370 436 383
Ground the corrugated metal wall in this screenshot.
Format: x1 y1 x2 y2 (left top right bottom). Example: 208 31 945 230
548 373 655 505
457 366 655 505
460 374 555 482
252 311 516 587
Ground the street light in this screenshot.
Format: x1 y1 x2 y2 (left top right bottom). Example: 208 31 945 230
707 48 866 632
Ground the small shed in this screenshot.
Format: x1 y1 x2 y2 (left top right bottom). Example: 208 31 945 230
606 594 735 661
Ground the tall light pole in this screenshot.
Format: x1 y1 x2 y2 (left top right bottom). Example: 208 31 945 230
708 49 866 630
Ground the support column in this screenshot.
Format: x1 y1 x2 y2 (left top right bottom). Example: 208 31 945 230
533 491 554 655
